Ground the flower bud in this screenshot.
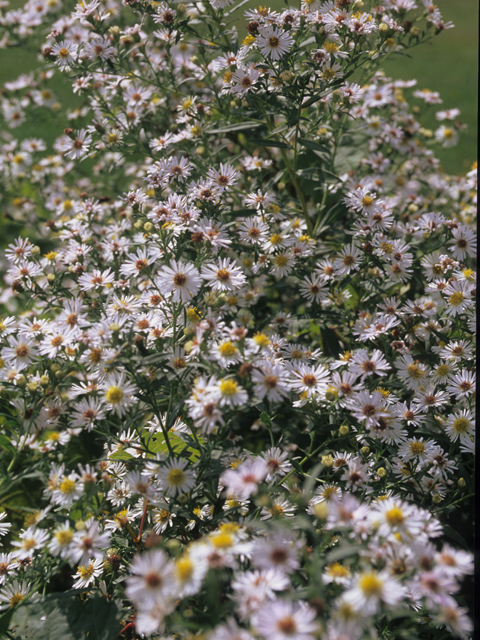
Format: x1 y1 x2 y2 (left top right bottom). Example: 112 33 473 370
458 477 466 489
410 26 420 37
377 467 387 478
134 220 144 230
40 375 49 387
360 446 370 455
313 502 328 521
143 222 154 233
47 273 55 283
17 375 27 388
27 382 38 393
339 424 349 435
280 70 295 84
432 494 442 504
321 454 333 468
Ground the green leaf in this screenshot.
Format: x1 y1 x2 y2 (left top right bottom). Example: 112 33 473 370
207 121 262 134
325 543 364 563
442 524 469 550
10 592 123 640
0 608 14 635
246 138 291 149
259 412 271 427
298 138 330 154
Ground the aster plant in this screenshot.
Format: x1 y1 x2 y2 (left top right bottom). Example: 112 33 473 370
0 0 475 638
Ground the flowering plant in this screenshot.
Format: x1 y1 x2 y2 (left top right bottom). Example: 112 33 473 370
0 0 475 638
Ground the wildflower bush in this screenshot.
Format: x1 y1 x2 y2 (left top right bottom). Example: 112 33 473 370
0 0 476 638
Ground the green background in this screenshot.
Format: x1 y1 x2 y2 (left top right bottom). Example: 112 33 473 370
0 0 477 174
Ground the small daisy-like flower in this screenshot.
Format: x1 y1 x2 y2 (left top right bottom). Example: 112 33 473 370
51 473 83 506
213 378 248 407
159 458 195 497
449 226 476 260
0 513 11 537
156 260 202 303
446 370 475 397
334 244 362 275
49 522 75 558
126 550 175 607
51 40 79 71
201 258 246 292
253 599 318 640
343 570 405 615
299 274 327 304
444 409 475 447
256 25 294 60
290 363 330 399
252 362 290 403
11 526 49 560
397 437 436 464
72 558 103 588
102 372 137 417
0 581 30 610
64 129 92 160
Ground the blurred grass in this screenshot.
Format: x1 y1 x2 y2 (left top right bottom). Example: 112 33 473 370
0 0 477 173
381 0 478 174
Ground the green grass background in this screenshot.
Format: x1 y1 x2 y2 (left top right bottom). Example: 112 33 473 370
0 0 477 175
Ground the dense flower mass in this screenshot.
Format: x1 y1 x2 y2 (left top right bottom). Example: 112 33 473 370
0 0 475 638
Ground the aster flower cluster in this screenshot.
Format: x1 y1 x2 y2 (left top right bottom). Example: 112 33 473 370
0 0 475 638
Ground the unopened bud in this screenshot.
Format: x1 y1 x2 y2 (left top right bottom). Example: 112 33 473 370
143 222 154 233
377 467 387 478
27 382 38 393
46 273 55 283
360 446 370 455
17 375 27 388
321 454 333 468
134 220 144 230
196 146 205 155
40 375 49 387
432 494 442 504
339 424 349 436
313 502 328 520
458 477 466 489
410 26 420 37
280 70 295 84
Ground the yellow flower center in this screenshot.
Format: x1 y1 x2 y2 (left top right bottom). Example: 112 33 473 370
436 364 449 377
176 557 194 581
449 292 464 306
167 468 186 486
10 594 25 607
211 532 233 548
385 506 405 526
409 441 425 456
218 341 238 357
105 386 123 403
359 572 383 596
453 418 469 433
407 363 424 379
78 563 96 579
60 478 76 494
218 379 238 396
55 529 74 545
326 562 350 578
